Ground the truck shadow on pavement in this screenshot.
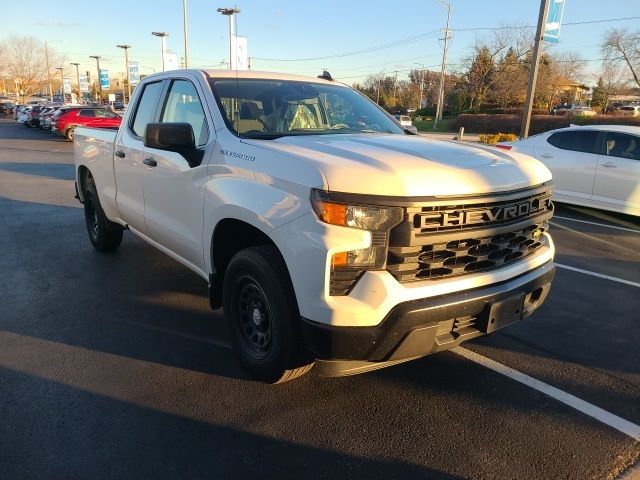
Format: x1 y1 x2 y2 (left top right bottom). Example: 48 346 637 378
0 368 457 480
0 161 75 181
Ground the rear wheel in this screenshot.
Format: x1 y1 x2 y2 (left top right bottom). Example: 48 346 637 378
66 126 76 142
83 179 123 251
223 245 313 383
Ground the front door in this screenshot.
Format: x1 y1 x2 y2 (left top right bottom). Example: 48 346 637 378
142 77 213 271
534 130 601 200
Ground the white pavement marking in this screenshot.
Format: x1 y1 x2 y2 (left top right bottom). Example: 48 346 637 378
452 347 640 441
556 263 640 288
553 215 640 234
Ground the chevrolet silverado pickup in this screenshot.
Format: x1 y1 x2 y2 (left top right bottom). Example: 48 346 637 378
74 69 555 383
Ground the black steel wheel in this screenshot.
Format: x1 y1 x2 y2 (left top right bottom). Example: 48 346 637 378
223 245 313 383
83 179 123 251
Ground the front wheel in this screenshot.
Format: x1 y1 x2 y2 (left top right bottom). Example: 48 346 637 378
223 246 313 383
83 180 123 251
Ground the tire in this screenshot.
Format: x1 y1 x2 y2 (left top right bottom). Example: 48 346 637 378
223 245 313 383
66 126 76 142
83 179 123 251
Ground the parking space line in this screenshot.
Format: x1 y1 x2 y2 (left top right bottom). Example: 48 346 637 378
555 263 640 288
452 347 640 441
553 216 640 234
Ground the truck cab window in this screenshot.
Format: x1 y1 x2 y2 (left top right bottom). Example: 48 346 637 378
131 81 164 138
160 80 210 146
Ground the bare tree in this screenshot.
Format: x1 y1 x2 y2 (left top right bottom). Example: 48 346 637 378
602 28 640 88
0 35 48 100
0 35 67 101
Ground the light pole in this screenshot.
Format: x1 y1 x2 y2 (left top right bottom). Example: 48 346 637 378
116 44 132 103
151 32 170 71
70 62 81 103
217 6 240 69
45 42 53 102
219 59 228 69
54 67 64 105
520 0 551 139
89 55 102 102
183 0 189 68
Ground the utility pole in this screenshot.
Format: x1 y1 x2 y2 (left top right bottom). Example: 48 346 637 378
70 63 81 103
116 45 132 103
392 70 398 105
376 71 385 105
45 42 53 102
90 55 102 102
520 0 551 139
434 0 451 128
217 7 241 69
183 0 189 68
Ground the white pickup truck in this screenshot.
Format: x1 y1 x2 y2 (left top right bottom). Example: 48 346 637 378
74 69 556 382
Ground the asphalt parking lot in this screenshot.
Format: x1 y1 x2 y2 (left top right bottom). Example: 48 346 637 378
0 117 639 480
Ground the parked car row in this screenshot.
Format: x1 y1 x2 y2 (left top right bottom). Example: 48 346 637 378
16 104 122 141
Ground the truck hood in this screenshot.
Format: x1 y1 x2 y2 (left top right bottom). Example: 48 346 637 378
250 134 551 197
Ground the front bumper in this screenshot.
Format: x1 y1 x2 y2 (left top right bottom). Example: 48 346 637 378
303 260 555 376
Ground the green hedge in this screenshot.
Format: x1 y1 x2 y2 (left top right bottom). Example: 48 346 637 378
454 114 640 135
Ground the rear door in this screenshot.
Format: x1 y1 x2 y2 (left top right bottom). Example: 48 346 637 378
533 130 601 200
113 80 165 235
592 131 640 212
141 76 213 270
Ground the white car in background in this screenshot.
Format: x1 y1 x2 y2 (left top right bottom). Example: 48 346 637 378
496 125 640 216
393 114 413 127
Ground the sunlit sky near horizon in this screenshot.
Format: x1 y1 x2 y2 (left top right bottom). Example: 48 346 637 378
3 0 639 85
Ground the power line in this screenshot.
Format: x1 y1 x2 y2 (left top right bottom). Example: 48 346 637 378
255 16 639 63
453 15 640 31
253 30 441 62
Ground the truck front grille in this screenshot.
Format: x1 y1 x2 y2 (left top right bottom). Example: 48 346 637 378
387 222 548 282
386 185 553 283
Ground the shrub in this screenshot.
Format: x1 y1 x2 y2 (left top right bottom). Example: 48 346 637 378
478 133 518 145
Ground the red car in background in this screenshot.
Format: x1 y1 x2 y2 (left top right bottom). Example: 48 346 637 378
51 106 121 141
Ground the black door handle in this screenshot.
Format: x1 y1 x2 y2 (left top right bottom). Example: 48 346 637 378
143 158 157 167
114 150 125 158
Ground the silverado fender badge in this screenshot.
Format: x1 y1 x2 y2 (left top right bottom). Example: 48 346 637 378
220 149 256 162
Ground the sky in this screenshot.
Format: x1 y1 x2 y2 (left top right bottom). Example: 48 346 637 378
3 0 639 85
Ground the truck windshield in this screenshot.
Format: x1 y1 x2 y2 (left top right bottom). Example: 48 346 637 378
208 78 405 139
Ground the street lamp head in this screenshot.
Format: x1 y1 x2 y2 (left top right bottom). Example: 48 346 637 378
89 55 101 60
217 7 240 15
116 44 131 49
70 62 80 67
151 32 169 37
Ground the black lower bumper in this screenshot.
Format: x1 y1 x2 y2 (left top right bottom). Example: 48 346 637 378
302 262 555 376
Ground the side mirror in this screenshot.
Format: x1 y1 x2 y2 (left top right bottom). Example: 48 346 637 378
144 122 204 167
404 125 418 135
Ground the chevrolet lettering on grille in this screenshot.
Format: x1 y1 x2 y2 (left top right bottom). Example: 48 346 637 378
418 194 552 229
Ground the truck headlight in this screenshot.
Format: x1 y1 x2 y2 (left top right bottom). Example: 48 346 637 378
311 189 403 294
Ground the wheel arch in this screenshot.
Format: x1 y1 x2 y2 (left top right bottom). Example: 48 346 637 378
76 165 93 203
208 218 290 309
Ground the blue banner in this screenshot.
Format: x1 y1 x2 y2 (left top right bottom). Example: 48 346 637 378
128 62 140 85
543 0 565 43
99 69 110 90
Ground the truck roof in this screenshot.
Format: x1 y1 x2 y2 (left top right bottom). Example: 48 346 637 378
202 69 339 86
